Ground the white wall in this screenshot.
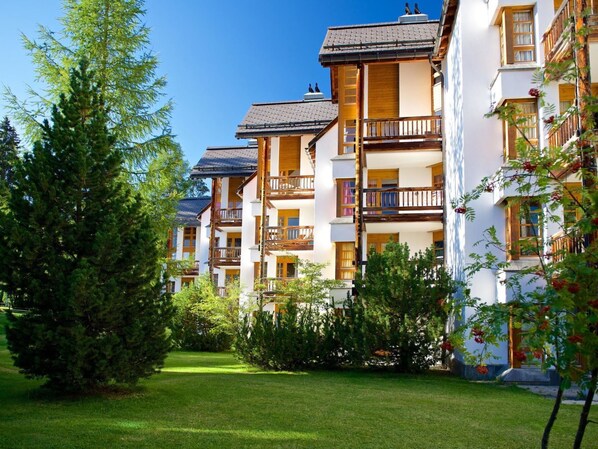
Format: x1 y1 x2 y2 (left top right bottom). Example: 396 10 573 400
399 61 432 117
240 176 258 301
313 123 340 280
197 209 211 274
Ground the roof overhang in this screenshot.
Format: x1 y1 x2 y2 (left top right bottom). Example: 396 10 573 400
434 0 459 59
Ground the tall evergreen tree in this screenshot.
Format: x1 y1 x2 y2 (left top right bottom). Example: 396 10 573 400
4 0 206 235
0 61 172 391
0 116 20 201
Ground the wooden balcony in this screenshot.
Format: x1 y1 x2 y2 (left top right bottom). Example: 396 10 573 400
550 230 596 263
260 277 294 295
547 112 579 149
543 0 598 64
212 247 241 266
267 175 315 199
363 116 442 151
363 187 443 222
214 208 243 226
182 260 200 275
264 225 314 251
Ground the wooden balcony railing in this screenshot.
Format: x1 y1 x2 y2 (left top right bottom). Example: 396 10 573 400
548 112 579 149
215 208 243 225
364 116 442 144
260 277 295 293
267 175 315 197
550 230 596 263
182 260 200 275
543 0 598 63
264 225 314 250
363 187 443 219
212 247 241 266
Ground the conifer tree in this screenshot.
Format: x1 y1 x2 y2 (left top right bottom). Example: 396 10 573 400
4 0 206 235
0 116 20 202
0 61 172 392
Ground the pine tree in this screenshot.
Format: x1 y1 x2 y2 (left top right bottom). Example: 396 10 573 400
4 0 207 235
0 116 20 201
0 61 172 392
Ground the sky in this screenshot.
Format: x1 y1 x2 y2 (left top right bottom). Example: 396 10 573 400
0 0 444 167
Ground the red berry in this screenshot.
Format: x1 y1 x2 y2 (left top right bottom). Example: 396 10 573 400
568 335 583 344
543 115 555 125
528 88 541 98
551 191 562 202
570 160 582 173
539 305 551 314
476 365 489 375
552 278 566 290
522 161 537 173
513 350 527 362
567 283 580 294
539 320 549 331
484 183 494 192
441 341 454 351
588 299 598 309
533 350 543 359
592 217 598 227
454 206 467 214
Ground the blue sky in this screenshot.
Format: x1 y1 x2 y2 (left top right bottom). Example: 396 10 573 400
0 0 443 167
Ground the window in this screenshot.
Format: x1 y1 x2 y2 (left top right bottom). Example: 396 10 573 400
342 120 357 154
276 257 297 280
181 277 194 289
563 183 582 229
506 199 543 259
367 234 397 254
167 229 177 259
500 7 535 65
183 227 197 248
343 66 357 105
504 100 538 160
336 242 356 280
337 179 356 217
433 230 444 263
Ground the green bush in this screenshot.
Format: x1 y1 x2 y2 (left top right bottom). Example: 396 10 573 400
236 246 454 373
171 274 239 352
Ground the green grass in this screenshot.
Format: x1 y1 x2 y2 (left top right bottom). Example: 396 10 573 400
0 311 595 449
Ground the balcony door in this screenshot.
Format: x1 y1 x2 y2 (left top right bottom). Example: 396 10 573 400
279 136 301 178
278 209 300 239
276 256 297 280
367 169 398 213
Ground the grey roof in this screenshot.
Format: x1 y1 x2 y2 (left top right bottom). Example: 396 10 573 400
319 20 438 65
190 145 258 178
236 99 338 138
175 197 211 226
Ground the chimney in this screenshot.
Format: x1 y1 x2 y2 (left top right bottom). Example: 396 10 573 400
304 83 324 101
398 13 429 23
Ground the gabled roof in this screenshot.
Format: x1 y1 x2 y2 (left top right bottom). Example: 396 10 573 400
435 0 459 59
175 197 211 226
190 145 258 178
235 99 338 138
319 19 438 66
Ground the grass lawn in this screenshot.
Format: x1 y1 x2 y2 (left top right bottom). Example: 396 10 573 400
0 311 596 449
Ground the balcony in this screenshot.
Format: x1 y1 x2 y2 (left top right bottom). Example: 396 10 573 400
363 187 443 222
264 225 314 251
212 247 241 267
547 112 579 149
363 116 442 151
543 0 598 64
182 260 200 275
259 277 295 295
214 208 243 226
550 230 595 263
267 175 315 199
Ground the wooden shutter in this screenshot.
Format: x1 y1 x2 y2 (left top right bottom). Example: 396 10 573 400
368 64 399 119
506 203 520 260
228 177 243 206
501 9 514 65
279 136 300 175
509 312 522 368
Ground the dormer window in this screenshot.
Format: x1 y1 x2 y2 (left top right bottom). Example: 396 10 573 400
499 7 536 65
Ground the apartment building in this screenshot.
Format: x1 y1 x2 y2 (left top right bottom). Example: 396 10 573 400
190 144 258 296
232 96 338 307
440 0 594 378
188 0 593 378
166 197 211 293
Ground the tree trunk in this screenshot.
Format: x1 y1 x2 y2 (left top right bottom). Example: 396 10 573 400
573 368 597 449
541 376 564 449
